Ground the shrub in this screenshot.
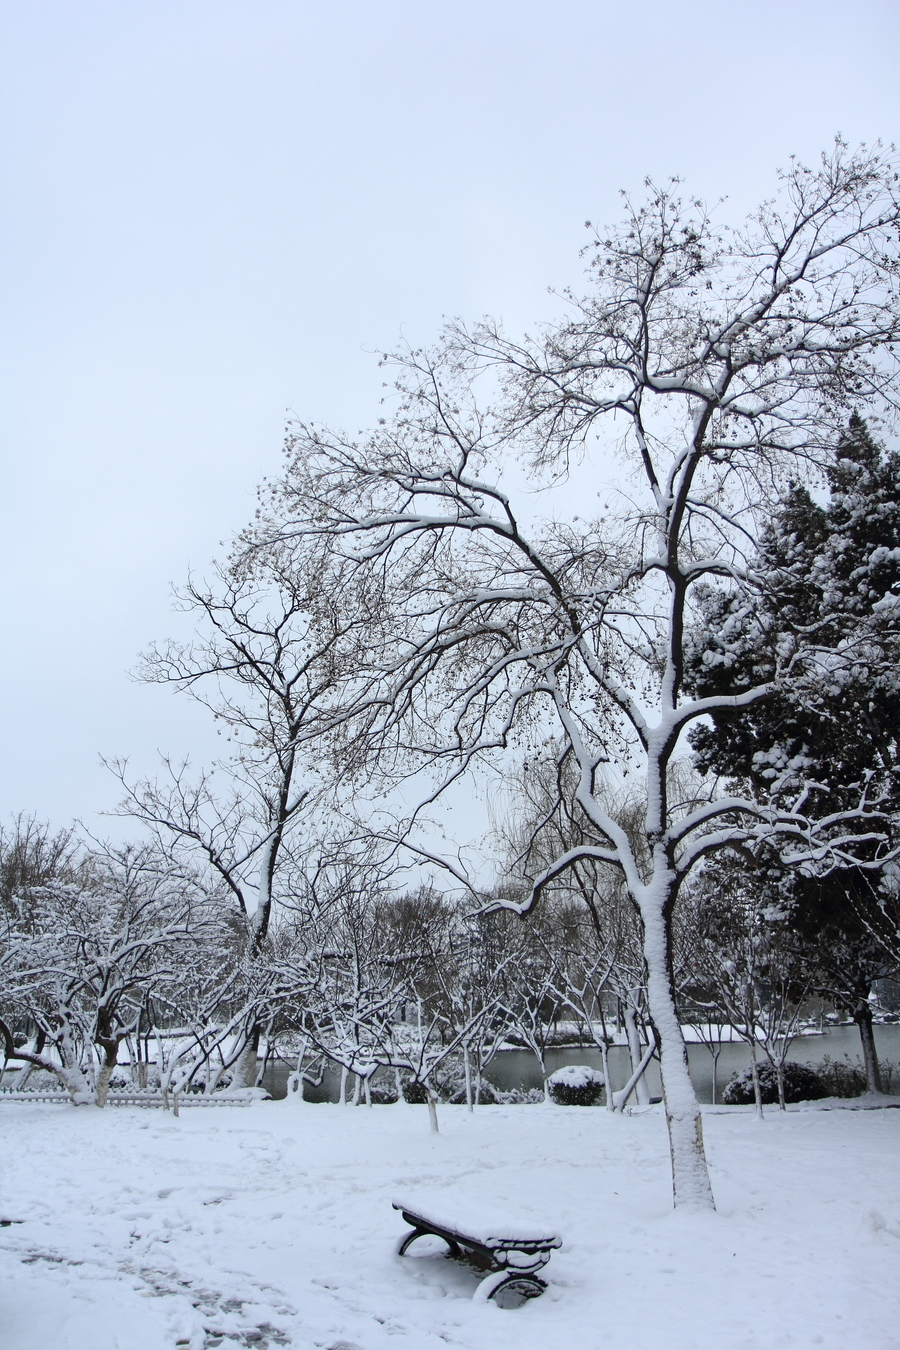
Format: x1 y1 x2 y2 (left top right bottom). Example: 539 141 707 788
493 1086 545 1104
367 1082 399 1104
812 1055 866 1098
548 1064 605 1106
811 1055 898 1096
446 1076 502 1104
722 1060 826 1105
401 1078 430 1104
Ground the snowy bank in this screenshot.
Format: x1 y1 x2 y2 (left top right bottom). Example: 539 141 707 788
1 1099 899 1349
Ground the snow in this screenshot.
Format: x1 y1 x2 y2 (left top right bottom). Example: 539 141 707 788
1 1098 899 1349
392 1194 560 1246
547 1065 604 1089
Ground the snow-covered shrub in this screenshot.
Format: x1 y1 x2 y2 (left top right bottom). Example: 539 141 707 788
367 1082 399 1104
548 1064 605 1106
493 1086 545 1104
722 1061 826 1105
401 1078 430 1104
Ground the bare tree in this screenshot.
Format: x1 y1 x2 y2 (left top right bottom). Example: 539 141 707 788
249 144 900 1207
1 841 212 1103
112 544 372 1084
682 854 813 1113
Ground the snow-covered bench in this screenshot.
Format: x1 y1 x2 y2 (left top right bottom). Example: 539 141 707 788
392 1195 561 1305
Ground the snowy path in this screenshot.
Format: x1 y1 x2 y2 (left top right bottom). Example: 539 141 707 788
1 1099 899 1349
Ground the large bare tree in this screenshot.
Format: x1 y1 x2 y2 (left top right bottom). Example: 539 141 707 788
248 144 900 1206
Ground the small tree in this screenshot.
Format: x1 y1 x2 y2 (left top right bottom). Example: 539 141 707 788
1 842 212 1103
683 853 811 1113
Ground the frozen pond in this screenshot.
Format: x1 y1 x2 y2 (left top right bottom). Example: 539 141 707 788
261 1022 900 1103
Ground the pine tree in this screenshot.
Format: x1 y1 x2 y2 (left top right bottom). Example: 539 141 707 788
685 417 900 1090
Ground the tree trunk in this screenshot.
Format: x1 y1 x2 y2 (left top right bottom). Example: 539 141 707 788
463 1044 473 1112
95 1060 115 1107
624 999 652 1106
710 1046 720 1106
600 1041 613 1112
641 902 715 1210
855 1005 883 1094
748 1040 764 1119
234 1026 260 1089
426 1083 440 1134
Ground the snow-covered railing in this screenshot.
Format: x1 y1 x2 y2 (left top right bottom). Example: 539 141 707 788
0 1087 252 1108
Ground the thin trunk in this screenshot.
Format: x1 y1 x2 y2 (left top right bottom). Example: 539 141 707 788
600 1041 614 1111
624 1000 652 1106
613 1035 657 1110
463 1043 473 1112
710 1045 720 1106
537 1051 550 1103
642 901 715 1210
351 1072 361 1106
426 1083 440 1134
748 1039 764 1120
339 1064 348 1105
855 1006 883 1094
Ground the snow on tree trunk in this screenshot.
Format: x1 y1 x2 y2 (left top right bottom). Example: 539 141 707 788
463 1043 473 1112
748 1041 764 1120
624 998 651 1106
234 1042 259 1090
641 900 715 1210
426 1084 440 1134
95 1060 116 1108
855 1006 883 1094
600 1041 614 1112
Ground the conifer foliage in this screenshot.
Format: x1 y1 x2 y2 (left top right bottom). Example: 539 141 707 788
687 415 900 819
685 417 900 1089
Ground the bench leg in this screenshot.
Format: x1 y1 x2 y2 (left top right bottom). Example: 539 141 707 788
397 1227 461 1259
474 1271 547 1306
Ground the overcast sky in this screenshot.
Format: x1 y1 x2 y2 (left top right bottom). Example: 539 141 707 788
1 0 897 836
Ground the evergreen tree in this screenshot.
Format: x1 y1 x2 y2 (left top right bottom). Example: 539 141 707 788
685 417 900 1089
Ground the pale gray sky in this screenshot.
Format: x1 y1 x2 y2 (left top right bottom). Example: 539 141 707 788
1 0 897 833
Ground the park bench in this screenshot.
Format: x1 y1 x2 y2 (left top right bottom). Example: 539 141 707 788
392 1195 561 1306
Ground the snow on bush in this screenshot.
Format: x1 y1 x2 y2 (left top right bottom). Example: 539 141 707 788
548 1064 605 1106
722 1061 826 1105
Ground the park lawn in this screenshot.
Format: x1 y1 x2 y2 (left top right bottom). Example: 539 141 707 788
1 1096 899 1350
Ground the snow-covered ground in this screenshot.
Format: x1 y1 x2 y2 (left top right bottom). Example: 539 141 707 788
2 1098 899 1350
